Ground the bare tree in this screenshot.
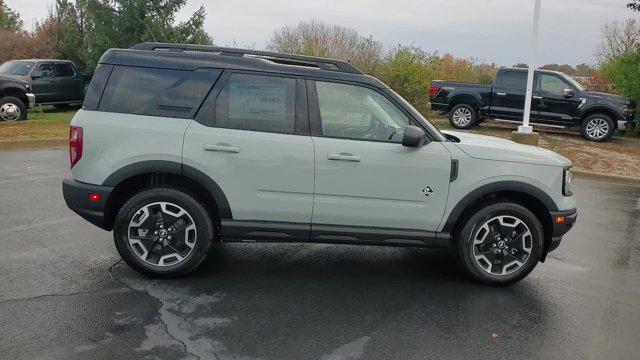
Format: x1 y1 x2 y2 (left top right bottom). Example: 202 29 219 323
267 20 384 75
595 18 639 63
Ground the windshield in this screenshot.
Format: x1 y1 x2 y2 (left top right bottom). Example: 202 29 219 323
0 61 35 76
562 74 586 91
385 87 448 141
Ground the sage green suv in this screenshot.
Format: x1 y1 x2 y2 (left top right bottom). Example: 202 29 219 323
62 43 577 285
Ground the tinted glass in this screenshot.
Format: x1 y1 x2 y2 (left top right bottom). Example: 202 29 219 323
214 74 296 134
499 71 527 91
539 74 570 95
54 63 74 77
315 81 410 142
32 63 55 78
83 64 113 111
99 66 220 118
0 60 34 76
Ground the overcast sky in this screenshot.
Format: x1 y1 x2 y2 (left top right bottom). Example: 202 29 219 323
8 0 637 66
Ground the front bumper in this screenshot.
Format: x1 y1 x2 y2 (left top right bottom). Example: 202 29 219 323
547 208 577 253
618 120 636 131
26 93 36 108
62 178 113 230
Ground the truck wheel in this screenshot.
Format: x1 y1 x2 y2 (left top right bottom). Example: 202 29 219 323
456 202 543 285
581 114 615 142
113 187 214 278
449 104 477 129
0 96 27 121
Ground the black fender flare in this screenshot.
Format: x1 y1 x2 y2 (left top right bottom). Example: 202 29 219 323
102 160 232 220
448 92 482 109
441 181 558 234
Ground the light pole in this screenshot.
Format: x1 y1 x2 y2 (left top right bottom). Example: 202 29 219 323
512 0 541 145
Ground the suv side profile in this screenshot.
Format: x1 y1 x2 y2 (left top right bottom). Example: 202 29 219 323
63 43 577 285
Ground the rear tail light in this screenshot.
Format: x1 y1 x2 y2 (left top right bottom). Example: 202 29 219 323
429 85 441 99
69 126 83 168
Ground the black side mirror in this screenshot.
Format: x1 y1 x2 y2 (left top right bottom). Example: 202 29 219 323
564 89 575 98
402 125 428 147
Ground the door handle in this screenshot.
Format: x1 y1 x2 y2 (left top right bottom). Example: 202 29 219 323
533 96 543 100
203 143 240 153
496 92 507 96
327 152 361 162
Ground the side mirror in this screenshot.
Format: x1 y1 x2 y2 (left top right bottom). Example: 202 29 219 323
402 125 428 147
564 89 575 98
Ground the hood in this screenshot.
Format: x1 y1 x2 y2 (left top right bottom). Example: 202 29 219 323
442 130 571 167
583 91 630 103
0 73 29 84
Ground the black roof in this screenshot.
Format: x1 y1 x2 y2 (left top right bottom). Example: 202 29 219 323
99 42 383 87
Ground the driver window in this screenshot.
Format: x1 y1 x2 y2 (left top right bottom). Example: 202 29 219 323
32 63 56 78
315 81 411 142
538 74 570 96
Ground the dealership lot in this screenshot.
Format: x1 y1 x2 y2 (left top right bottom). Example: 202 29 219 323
1 148 640 360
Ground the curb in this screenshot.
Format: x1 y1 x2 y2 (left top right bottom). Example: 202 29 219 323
573 170 640 187
0 138 67 151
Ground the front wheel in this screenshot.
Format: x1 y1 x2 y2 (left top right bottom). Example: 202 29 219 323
113 188 214 277
581 114 615 142
449 104 477 129
456 202 543 285
0 96 27 121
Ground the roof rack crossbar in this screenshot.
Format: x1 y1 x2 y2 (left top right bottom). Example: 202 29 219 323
131 42 363 74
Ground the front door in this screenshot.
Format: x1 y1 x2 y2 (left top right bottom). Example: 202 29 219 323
183 72 314 239
308 80 452 239
534 73 581 125
30 62 58 103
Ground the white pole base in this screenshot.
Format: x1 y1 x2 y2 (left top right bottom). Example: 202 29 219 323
517 125 534 134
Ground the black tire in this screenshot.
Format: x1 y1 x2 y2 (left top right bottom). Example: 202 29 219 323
113 187 214 278
581 113 615 142
0 96 27 121
456 202 544 285
449 103 477 129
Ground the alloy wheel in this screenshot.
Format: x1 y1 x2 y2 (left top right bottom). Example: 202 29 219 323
452 107 473 127
585 118 610 140
0 103 21 121
127 201 197 267
472 215 532 276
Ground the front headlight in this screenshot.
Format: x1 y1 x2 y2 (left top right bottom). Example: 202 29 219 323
563 167 573 196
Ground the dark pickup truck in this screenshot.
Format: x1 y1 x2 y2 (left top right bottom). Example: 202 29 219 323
0 59 92 111
430 67 637 141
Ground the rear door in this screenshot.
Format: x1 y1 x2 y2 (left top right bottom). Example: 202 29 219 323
490 70 532 120
183 71 314 239
308 79 451 240
53 62 82 102
533 72 581 125
30 62 58 103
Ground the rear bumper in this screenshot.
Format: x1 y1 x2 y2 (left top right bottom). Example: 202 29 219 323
26 93 36 108
62 178 113 230
547 208 577 253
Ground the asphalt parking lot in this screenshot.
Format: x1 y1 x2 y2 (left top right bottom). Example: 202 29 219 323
1 148 639 360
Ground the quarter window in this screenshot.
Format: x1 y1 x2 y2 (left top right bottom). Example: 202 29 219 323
54 63 74 77
499 71 527 91
214 74 296 134
315 81 411 142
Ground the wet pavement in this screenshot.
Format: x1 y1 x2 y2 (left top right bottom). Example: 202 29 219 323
1 148 639 360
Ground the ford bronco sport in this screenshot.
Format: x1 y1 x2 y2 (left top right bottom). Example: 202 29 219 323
62 43 577 285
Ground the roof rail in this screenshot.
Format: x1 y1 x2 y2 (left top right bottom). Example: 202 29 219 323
131 42 364 74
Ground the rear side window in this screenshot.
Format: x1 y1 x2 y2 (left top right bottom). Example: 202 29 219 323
213 73 296 134
98 66 221 119
83 64 113 111
54 63 74 77
499 71 527 91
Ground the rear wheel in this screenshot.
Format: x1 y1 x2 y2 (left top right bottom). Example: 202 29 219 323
0 96 27 121
449 104 477 129
581 114 615 142
113 188 214 277
456 202 543 285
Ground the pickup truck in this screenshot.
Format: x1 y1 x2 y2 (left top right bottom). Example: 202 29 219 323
429 67 637 141
0 59 92 111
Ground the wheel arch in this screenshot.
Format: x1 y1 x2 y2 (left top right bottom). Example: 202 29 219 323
102 161 232 232
581 106 619 128
442 181 557 261
0 86 28 108
448 93 481 111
